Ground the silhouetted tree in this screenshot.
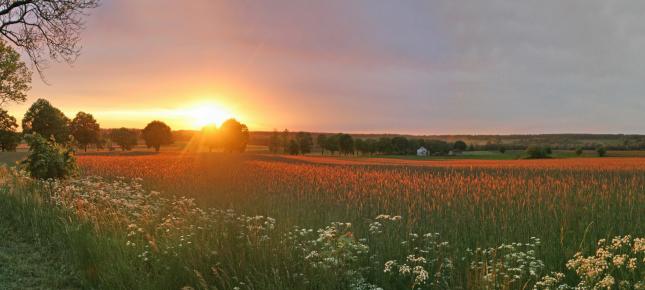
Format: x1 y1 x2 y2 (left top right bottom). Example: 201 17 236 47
288 139 300 155
201 124 219 152
296 132 313 154
110 128 137 151
377 137 393 154
317 134 327 154
391 137 409 155
268 129 280 153
325 134 340 155
280 129 289 153
0 108 19 151
0 41 30 106
219 118 249 153
142 120 172 152
22 98 70 143
0 0 99 76
454 140 467 151
70 111 99 151
338 134 354 155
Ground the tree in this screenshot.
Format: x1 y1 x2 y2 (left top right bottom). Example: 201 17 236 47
575 147 584 156
0 108 19 151
325 134 340 155
354 138 366 155
201 124 219 152
526 145 549 159
338 133 354 155
391 137 409 155
110 127 137 151
22 98 70 143
70 111 99 151
280 129 289 154
0 0 99 77
142 120 172 152
454 140 467 151
596 146 607 157
0 40 30 106
219 118 249 153
268 129 280 153
317 134 327 154
287 139 299 155
296 132 313 154
499 146 506 154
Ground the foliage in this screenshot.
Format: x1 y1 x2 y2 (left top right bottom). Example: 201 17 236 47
22 98 70 143
0 0 99 75
142 120 172 152
453 140 467 151
295 132 313 154
0 40 31 106
597 146 607 157
219 118 249 153
0 108 19 151
526 145 550 159
268 129 280 153
21 134 76 179
575 147 584 156
109 127 138 151
70 111 100 151
288 139 300 155
339 133 354 155
317 134 327 154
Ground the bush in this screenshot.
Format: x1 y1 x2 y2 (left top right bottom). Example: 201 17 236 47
575 147 583 156
22 134 76 179
526 145 549 159
597 146 607 157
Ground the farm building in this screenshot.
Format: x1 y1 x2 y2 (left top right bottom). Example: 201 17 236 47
416 146 428 156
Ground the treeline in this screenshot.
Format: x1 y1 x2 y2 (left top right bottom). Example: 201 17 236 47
0 98 249 153
266 129 473 156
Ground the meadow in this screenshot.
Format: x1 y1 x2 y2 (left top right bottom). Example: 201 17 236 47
0 152 644 289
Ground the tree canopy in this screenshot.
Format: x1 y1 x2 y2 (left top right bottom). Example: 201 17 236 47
219 118 249 153
70 111 99 151
109 127 137 151
0 0 99 76
142 120 172 152
0 108 19 151
22 98 70 143
0 40 30 106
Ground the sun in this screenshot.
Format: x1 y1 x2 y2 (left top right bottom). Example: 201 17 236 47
184 102 234 129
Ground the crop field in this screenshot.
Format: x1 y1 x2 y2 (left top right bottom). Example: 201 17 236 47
0 152 643 289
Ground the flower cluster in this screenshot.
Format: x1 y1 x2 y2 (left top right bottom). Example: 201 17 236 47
564 235 644 289
466 237 545 289
383 232 454 289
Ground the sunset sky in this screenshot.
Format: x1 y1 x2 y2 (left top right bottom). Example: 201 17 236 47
5 0 645 134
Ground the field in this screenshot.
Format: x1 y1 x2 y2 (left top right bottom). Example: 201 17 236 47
0 152 644 289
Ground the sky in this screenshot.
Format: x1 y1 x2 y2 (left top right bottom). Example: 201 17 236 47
5 0 645 134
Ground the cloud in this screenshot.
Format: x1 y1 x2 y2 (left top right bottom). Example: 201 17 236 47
12 0 645 133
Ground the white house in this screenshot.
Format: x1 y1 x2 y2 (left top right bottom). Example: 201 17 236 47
416 146 428 156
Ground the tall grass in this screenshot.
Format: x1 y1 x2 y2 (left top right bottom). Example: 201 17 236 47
0 153 643 289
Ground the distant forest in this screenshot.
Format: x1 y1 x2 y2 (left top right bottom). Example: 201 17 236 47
171 131 645 152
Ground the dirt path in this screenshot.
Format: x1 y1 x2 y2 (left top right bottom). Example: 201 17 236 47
0 220 81 290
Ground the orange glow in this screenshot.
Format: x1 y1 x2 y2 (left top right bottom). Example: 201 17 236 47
180 101 235 129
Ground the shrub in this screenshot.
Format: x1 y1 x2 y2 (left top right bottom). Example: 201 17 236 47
526 146 549 159
22 134 76 179
597 146 607 157
575 147 583 156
